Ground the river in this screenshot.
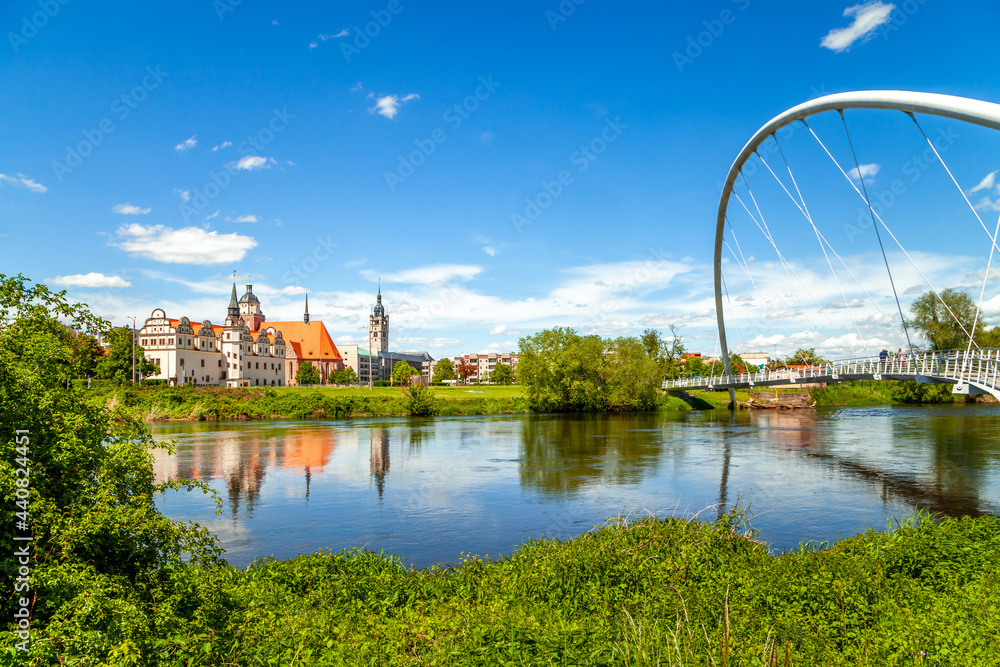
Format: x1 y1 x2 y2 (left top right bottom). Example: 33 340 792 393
150 405 1000 569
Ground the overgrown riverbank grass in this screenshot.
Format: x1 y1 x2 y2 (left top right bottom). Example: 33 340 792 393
11 512 998 665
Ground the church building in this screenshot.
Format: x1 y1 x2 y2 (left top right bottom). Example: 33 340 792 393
139 281 344 387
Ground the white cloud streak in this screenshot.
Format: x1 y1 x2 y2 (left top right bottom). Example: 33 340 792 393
820 2 895 53
0 172 47 193
48 272 132 288
112 203 152 215
110 224 258 265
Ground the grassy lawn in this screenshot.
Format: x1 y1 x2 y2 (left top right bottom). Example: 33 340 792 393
274 384 527 400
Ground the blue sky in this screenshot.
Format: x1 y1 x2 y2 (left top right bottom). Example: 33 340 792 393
3 1 1000 360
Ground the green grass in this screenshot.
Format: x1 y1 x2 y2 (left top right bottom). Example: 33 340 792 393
274 384 526 400
12 510 1000 665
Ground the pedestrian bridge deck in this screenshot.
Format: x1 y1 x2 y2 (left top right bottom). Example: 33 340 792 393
663 348 1000 400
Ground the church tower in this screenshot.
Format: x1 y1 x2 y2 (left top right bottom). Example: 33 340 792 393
303 293 310 325
225 283 241 327
238 280 265 332
369 282 388 355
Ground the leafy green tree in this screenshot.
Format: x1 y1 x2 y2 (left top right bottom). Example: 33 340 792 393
604 336 661 411
402 384 438 416
685 356 708 377
66 328 102 378
789 348 827 366
517 327 661 412
433 358 455 383
0 274 221 658
95 326 158 385
296 360 321 385
392 361 418 386
641 328 663 359
490 362 515 385
341 366 359 384
907 288 978 351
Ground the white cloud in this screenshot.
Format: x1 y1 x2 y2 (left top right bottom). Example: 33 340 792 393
212 141 232 152
974 196 1000 212
351 81 363 92
110 224 258 265
234 155 274 171
309 41 318 50
319 30 349 40
174 135 198 152
112 203 151 215
369 93 419 120
820 2 895 53
205 210 220 219
969 170 998 194
362 264 483 285
483 246 497 256
489 325 507 335
227 214 259 223
345 258 368 269
0 172 47 193
847 163 880 182
175 189 191 202
48 272 131 288
271 18 279 25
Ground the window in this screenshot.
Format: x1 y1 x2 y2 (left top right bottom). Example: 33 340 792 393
201 359 205 367
218 360 222 367
255 362 259 369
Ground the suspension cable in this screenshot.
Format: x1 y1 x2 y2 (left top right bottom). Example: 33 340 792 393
839 109 914 355
763 138 869 352
803 118 981 349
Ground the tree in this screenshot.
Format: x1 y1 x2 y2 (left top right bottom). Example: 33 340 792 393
907 288 978 351
685 355 708 377
66 328 102 378
641 328 663 359
457 359 477 384
0 274 221 655
789 348 827 366
516 327 661 412
490 362 515 385
341 366 359 385
660 324 686 379
433 358 455 383
95 326 158 385
728 353 749 375
392 360 418 386
296 360 321 385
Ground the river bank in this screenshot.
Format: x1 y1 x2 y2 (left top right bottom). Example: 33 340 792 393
83 382 745 422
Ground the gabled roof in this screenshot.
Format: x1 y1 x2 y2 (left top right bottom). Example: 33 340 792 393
269 320 343 361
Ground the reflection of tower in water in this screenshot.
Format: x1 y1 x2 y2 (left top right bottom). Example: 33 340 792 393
370 428 390 499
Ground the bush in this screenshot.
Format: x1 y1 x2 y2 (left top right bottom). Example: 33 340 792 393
402 384 439 416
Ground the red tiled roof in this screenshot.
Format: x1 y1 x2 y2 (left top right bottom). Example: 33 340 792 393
270 321 343 361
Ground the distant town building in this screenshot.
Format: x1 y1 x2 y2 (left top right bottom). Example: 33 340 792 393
740 352 770 369
338 286 434 384
139 281 344 387
443 353 520 383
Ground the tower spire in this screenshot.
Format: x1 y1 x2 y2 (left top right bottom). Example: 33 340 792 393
226 282 240 325
303 292 310 325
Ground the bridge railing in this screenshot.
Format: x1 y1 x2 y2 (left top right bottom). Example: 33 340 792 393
662 348 1000 390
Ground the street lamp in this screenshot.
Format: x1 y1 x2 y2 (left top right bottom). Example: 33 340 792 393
127 316 137 385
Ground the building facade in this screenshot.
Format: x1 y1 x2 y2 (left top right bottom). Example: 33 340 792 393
445 353 520 383
339 287 434 384
140 282 343 387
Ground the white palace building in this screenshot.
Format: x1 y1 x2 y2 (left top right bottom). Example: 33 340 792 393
139 281 345 387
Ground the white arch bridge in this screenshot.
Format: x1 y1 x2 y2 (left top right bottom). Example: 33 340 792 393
664 348 1000 400
669 90 1000 403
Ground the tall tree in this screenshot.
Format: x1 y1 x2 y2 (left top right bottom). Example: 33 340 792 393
660 324 686 379
391 361 418 386
295 360 321 385
95 326 158 385
789 348 827 366
433 357 455 383
907 288 978 351
490 362 515 385
0 274 221 646
457 359 477 384
640 328 663 359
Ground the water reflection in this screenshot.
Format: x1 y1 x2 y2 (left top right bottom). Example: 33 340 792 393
150 407 1000 568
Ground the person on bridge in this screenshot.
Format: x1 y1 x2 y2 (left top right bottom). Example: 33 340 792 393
880 348 889 371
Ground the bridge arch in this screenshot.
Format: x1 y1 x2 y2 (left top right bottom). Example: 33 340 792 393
715 91 1000 399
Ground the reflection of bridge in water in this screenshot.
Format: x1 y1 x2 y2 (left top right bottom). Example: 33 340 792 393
713 410 994 523
666 348 1000 400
